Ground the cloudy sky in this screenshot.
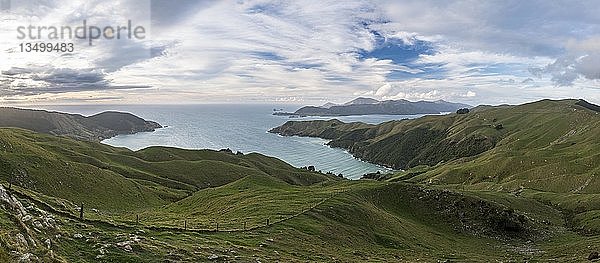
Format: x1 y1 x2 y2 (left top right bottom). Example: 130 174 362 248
0 0 599 105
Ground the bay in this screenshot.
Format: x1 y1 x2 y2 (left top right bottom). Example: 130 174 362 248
37 104 427 179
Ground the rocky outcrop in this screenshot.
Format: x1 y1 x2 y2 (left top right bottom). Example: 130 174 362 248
0 185 60 261
0 185 27 219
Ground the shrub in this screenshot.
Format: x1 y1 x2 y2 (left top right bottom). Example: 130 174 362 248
456 108 470 114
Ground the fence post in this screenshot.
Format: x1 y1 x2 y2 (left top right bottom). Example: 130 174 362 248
136 215 139 225
184 220 187 230
79 203 84 220
266 218 270 226
216 222 219 231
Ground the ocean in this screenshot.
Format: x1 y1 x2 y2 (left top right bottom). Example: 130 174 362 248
37 104 428 179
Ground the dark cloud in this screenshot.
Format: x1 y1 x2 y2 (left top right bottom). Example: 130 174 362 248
0 67 151 96
0 0 10 12
577 54 600 80
150 0 217 26
529 37 600 86
32 68 106 86
93 42 172 72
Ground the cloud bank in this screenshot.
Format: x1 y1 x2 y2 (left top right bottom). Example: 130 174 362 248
0 0 599 104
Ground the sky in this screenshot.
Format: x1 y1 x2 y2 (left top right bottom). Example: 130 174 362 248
0 0 599 105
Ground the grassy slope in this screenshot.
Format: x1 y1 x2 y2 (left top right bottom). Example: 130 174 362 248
4 175 596 262
271 106 504 169
0 107 161 141
407 99 600 192
2 99 600 261
271 99 599 175
272 100 599 204
135 174 335 228
0 127 573 261
0 128 335 213
268 99 600 247
390 100 600 233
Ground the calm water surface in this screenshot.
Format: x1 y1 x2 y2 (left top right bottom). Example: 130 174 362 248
39 104 428 179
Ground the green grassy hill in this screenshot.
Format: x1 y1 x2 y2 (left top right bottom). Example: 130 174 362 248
268 99 600 241
0 107 161 141
3 170 597 262
2 99 600 262
271 99 600 184
0 128 336 212
404 99 600 192
384 100 600 236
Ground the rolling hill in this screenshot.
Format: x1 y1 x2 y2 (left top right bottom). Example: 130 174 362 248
2 127 545 262
0 107 162 141
270 99 599 179
0 128 336 211
270 99 600 243
2 99 600 261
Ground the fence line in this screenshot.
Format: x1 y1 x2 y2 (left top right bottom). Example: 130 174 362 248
3 182 350 234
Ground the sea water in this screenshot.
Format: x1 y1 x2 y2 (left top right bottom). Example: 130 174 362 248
38 104 427 179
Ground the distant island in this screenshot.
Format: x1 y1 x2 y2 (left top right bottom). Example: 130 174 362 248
273 97 471 117
0 107 162 141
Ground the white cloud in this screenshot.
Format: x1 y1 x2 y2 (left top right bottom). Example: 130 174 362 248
375 83 392 96
465 91 476 97
1 0 599 104
531 36 600 85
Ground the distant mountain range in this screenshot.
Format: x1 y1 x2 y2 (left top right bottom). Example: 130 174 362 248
274 97 471 116
0 107 162 141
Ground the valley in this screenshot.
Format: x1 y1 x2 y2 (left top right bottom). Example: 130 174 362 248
1 99 600 262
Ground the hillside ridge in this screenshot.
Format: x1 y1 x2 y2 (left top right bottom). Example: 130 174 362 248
270 99 600 181
0 107 162 141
